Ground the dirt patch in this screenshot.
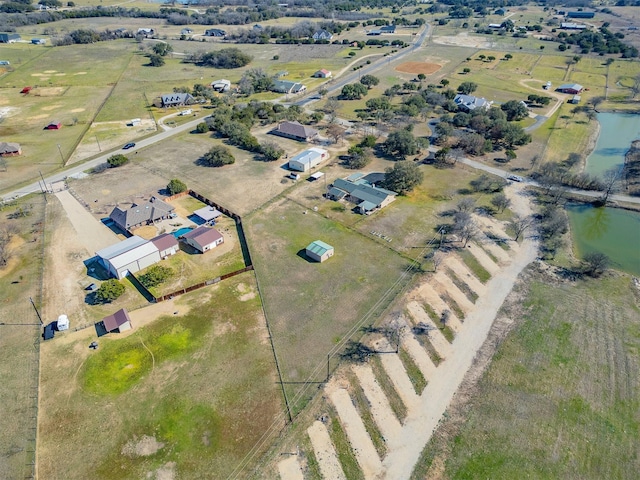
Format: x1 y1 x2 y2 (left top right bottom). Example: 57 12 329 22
121 435 164 457
0 235 25 278
395 62 442 75
237 282 256 301
432 33 495 49
146 461 176 480
131 225 158 240
70 108 85 113
41 104 63 111
34 87 66 97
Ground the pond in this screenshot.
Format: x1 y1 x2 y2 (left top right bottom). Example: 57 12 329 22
566 204 640 276
584 112 640 177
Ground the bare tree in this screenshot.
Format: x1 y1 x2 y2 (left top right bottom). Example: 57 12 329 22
0 225 17 267
452 211 478 247
490 192 511 213
599 167 622 204
582 251 610 277
456 197 476 213
631 73 640 99
431 250 445 272
440 309 451 327
0 157 7 172
510 214 533 242
326 124 346 145
589 96 605 112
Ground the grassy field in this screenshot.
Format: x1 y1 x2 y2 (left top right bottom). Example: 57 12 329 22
245 197 412 414
38 272 283 480
412 272 640 479
0 196 46 480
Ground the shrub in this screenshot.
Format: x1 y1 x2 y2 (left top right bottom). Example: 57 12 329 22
95 279 125 303
107 154 129 168
202 145 235 167
139 265 174 288
167 179 187 195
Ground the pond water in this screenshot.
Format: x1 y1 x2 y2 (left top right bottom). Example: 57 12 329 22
584 112 640 177
566 204 640 276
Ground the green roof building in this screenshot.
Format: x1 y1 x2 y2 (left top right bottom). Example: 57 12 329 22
305 240 334 263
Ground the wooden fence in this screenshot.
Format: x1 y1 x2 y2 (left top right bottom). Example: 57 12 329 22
154 266 254 303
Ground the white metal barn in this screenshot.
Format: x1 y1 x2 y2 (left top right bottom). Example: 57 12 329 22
288 148 329 172
96 235 161 279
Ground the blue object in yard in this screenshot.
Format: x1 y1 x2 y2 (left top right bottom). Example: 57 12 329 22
43 323 55 340
173 227 194 238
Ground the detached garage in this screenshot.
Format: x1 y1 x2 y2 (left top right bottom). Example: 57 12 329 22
96 235 161 279
306 240 334 262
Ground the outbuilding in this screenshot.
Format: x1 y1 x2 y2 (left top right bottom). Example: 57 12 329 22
306 240 334 262
288 148 328 172
56 314 69 331
557 83 583 94
0 142 21 156
193 206 222 223
151 233 179 259
181 226 224 253
96 235 161 279
99 308 132 334
44 121 61 130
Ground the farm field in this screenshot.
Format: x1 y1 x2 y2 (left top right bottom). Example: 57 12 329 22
245 198 413 415
38 272 283 480
0 196 46 480
413 272 640 480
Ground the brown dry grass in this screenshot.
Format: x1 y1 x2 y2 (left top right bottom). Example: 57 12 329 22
395 62 442 75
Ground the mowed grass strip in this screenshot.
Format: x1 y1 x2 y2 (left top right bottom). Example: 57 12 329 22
370 356 408 422
434 275 640 480
445 267 479 303
327 405 365 480
457 249 491 283
246 198 411 414
397 348 428 395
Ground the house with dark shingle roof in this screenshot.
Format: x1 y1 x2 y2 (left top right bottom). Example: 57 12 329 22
312 30 333 41
271 121 318 142
109 196 175 232
329 174 397 215
271 80 306 94
158 93 195 108
0 142 21 156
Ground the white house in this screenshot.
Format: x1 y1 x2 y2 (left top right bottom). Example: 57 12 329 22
313 30 333 41
181 226 224 253
96 235 161 279
288 148 329 172
314 69 332 78
151 233 179 259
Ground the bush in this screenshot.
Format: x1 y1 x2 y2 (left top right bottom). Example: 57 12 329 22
199 48 252 68
202 145 235 167
139 265 174 288
382 161 424 194
95 279 125 303
167 179 187 195
107 154 129 168
260 142 285 162
196 122 209 133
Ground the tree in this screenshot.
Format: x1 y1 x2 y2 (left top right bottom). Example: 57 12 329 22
582 251 609 277
167 179 187 195
456 197 476 213
382 130 421 159
505 149 517 162
457 82 478 95
341 83 368 100
590 96 605 112
260 142 285 162
417 73 426 82
452 211 478 247
0 225 17 268
382 161 424 194
199 48 252 68
202 145 235 167
196 122 209 133
148 54 165 67
345 146 372 169
360 74 380 89
462 67 471 74
107 154 129 168
501 100 529 121
491 192 511 212
139 265 174 288
326 124 346 145
152 42 173 57
359 135 377 148
510 214 533 242
440 79 450 87
599 167 622 204
95 279 125 303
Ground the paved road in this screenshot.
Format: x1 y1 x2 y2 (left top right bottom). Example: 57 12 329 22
1 114 207 202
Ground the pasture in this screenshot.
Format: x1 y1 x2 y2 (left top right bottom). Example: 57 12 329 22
245 198 412 415
414 273 640 479
38 272 283 480
0 196 46 480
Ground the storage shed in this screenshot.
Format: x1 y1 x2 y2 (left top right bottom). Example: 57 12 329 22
306 240 334 262
151 233 179 259
193 206 222 223
56 314 69 331
99 308 132 334
181 226 224 253
288 148 328 172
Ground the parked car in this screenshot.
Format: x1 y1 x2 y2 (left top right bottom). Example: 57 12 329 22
123 142 136 150
507 174 524 182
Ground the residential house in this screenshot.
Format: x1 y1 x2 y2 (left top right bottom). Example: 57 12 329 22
305 240 334 262
271 79 306 94
253 24 264 31
380 25 396 33
288 148 328 172
0 33 21 43
158 93 195 108
181 226 224 253
312 30 333 41
109 196 175 232
151 233 179 259
96 236 161 279
44 121 61 130
210 79 231 92
0 142 21 156
205 28 226 37
31 38 46 45
99 308 133 334
329 174 397 215
561 22 587 30
488 23 503 29
271 121 318 142
181 28 193 35
137 28 155 37
557 83 583 94
567 11 595 19
367 29 382 36
454 94 493 112
314 69 332 78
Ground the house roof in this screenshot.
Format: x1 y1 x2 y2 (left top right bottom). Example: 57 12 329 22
102 308 132 332
558 83 583 91
151 233 179 252
332 177 397 206
182 226 223 247
97 236 160 270
454 94 491 110
109 196 174 230
193 206 222 222
316 69 331 75
161 93 194 105
358 200 377 212
328 187 347 199
272 80 306 93
289 148 327 168
0 142 20 154
306 240 333 256
313 30 332 38
274 121 318 139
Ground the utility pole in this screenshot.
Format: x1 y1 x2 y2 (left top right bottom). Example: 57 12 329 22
38 171 48 202
29 297 43 325
326 354 330 382
95 134 102 152
56 144 64 166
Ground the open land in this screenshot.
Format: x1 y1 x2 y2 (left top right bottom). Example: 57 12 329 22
1 4 639 480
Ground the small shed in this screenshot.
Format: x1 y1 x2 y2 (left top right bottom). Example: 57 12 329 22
43 323 55 341
151 233 179 259
57 314 69 331
100 308 132 334
569 95 581 104
44 121 61 130
193 206 222 223
306 240 334 263
181 226 224 253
